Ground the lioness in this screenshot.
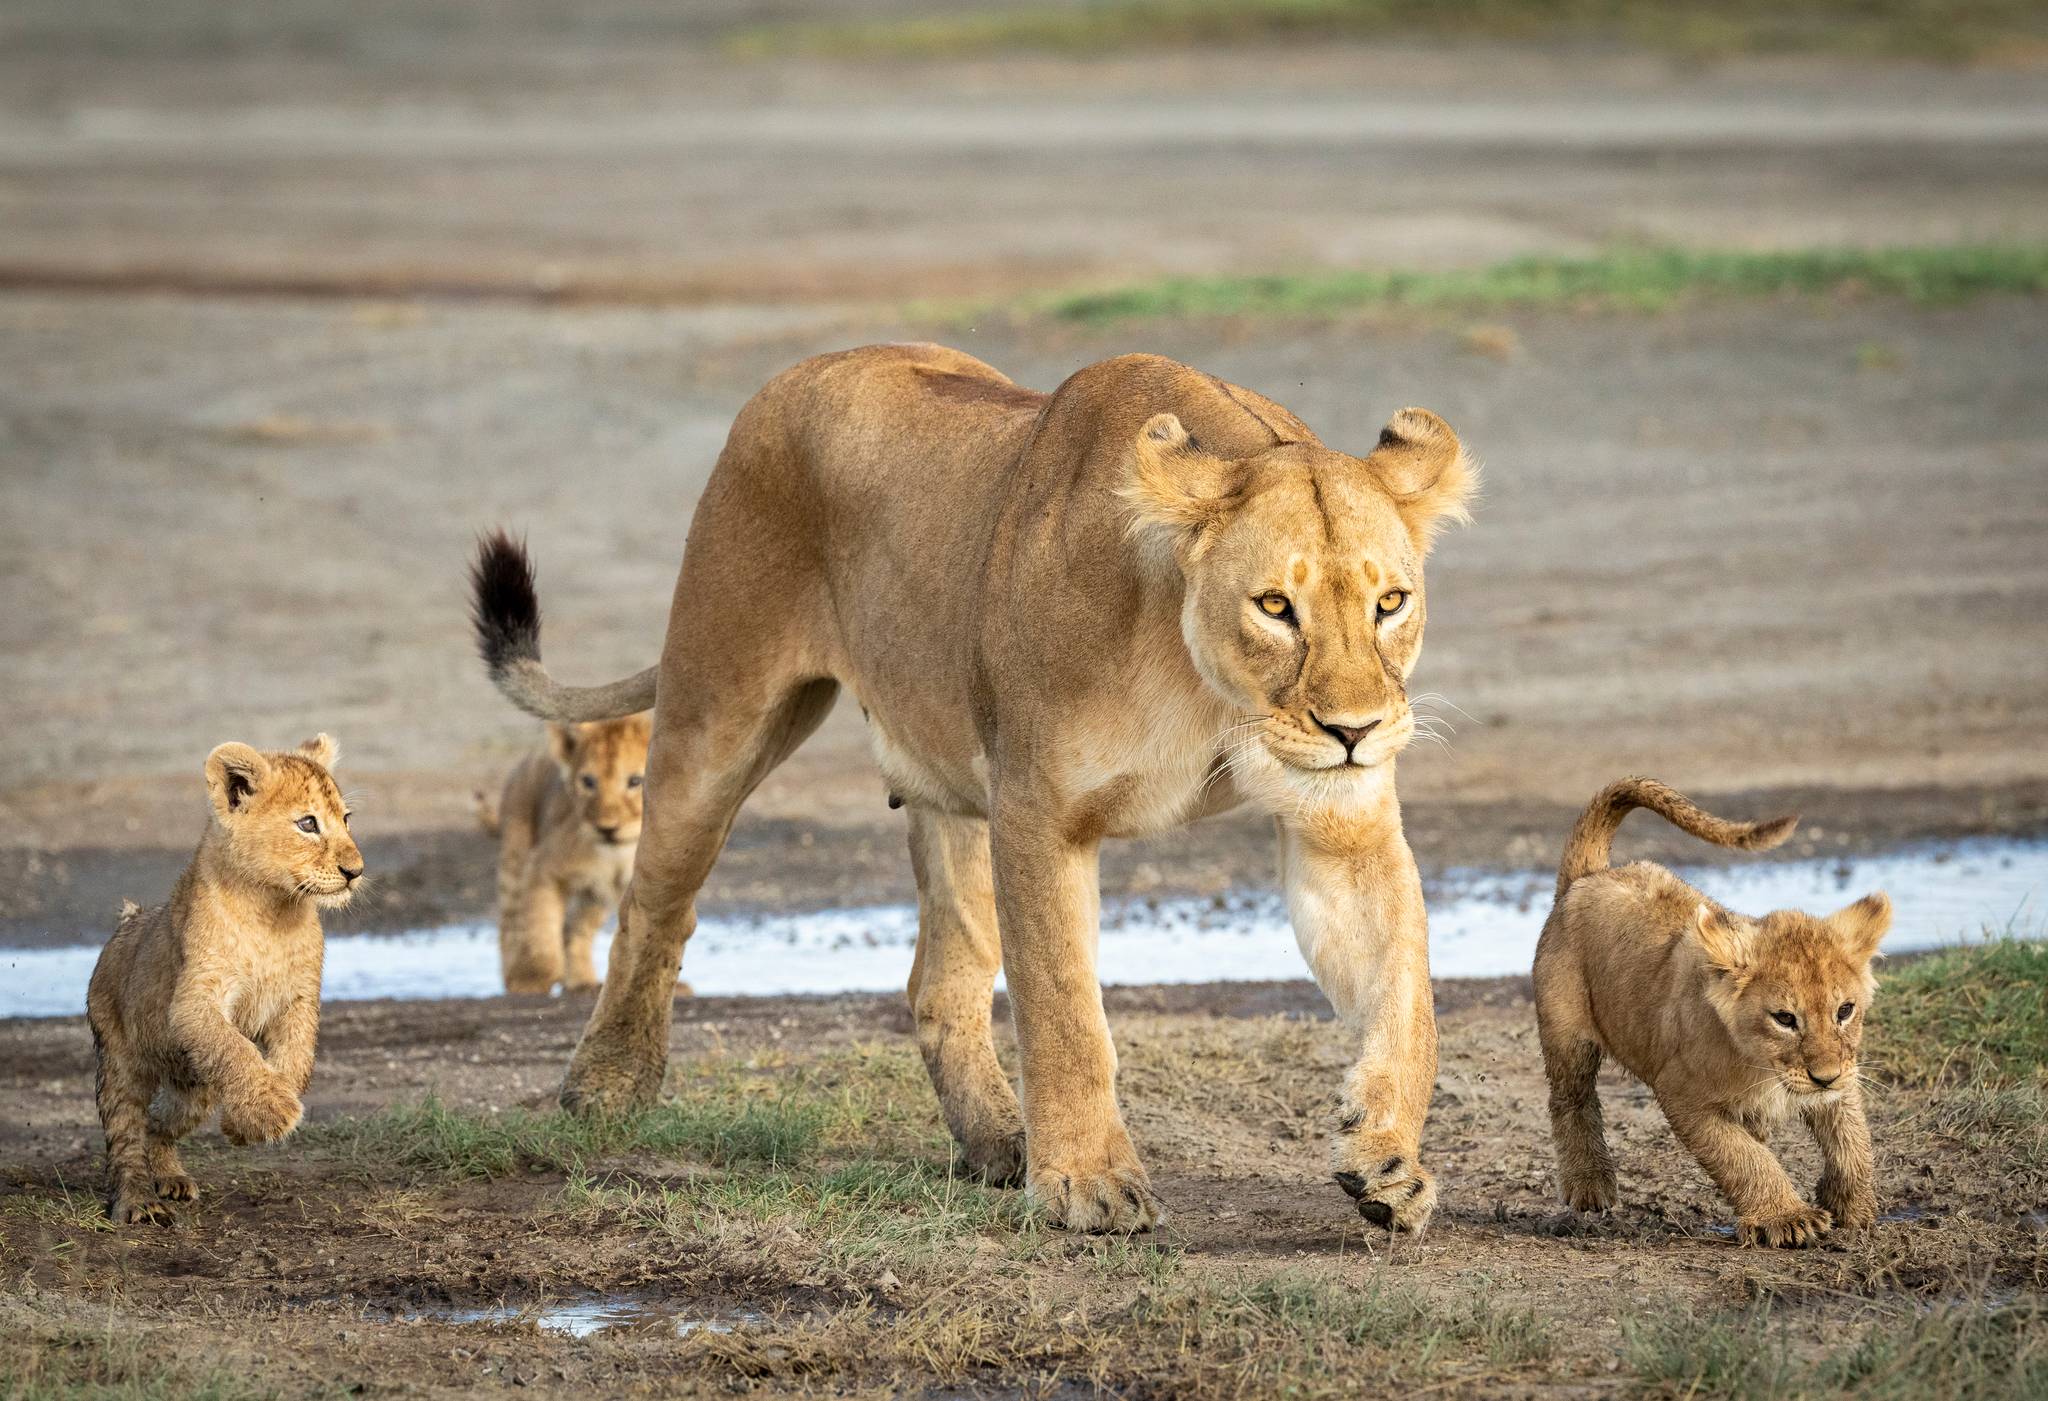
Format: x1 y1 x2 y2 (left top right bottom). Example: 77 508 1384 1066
87 736 362 1224
470 346 1475 1232
475 716 651 994
1533 777 1885 1247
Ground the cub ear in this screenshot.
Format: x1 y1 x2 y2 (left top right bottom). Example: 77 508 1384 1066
1120 412 1238 555
298 732 340 769
1692 901 1752 974
205 743 271 818
1829 891 1892 963
545 722 581 771
1363 407 1476 551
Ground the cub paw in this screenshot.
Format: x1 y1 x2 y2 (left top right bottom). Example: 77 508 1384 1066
1334 1142 1437 1233
1816 1177 1876 1233
153 1172 199 1202
1028 1165 1161 1233
1738 1203 1833 1248
219 1081 302 1145
110 1190 177 1226
1560 1172 1617 1213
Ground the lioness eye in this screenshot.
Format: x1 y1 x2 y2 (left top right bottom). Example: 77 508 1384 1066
1377 589 1409 618
580 773 598 791
627 773 644 789
1257 594 1293 620
1837 1001 1854 1022
342 811 352 827
1771 1010 1798 1030
295 815 319 834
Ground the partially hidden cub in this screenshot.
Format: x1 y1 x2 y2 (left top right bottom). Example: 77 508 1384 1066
1533 777 1887 1247
475 716 649 995
87 735 362 1224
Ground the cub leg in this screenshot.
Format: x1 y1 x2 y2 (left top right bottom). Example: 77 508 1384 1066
989 811 1157 1233
1803 1084 1877 1231
1533 958 1617 1212
502 868 567 995
561 893 610 992
92 1021 171 1225
144 1083 213 1202
1664 1098 1831 1247
1281 815 1439 1233
905 809 1025 1186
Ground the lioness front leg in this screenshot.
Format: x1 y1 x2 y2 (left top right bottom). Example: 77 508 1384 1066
1282 815 1439 1232
991 813 1158 1232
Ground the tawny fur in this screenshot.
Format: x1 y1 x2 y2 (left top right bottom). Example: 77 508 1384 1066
469 346 1477 1233
1533 777 1887 1247
483 716 650 995
86 735 361 1225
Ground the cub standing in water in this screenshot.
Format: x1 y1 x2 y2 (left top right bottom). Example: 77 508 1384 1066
1534 777 1887 1247
87 736 361 1224
475 715 650 994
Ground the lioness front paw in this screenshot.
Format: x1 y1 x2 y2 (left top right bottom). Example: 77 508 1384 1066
1028 1164 1161 1233
1816 1177 1876 1233
1560 1171 1617 1213
955 1128 1028 1189
1334 1137 1437 1233
219 1080 302 1145
1738 1203 1833 1248
558 1044 665 1117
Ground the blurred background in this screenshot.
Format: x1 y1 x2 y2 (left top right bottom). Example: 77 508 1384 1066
3 0 2045 943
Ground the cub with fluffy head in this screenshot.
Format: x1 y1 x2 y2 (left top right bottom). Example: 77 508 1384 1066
1533 777 1886 1247
87 735 361 1224
475 715 650 994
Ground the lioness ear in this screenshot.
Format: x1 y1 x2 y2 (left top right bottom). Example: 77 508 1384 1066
1121 412 1237 554
1829 891 1892 963
298 732 339 769
1363 407 1476 551
545 722 580 771
1692 902 1751 973
205 742 271 818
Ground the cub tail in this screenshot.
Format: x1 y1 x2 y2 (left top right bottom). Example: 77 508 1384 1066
468 530 657 724
1556 777 1797 900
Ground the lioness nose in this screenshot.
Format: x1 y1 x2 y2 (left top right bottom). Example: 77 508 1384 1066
1809 1070 1840 1088
1312 714 1381 752
339 864 363 883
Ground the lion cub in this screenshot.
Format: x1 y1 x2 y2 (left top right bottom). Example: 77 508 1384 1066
87 736 361 1224
1533 777 1887 1247
476 716 649 994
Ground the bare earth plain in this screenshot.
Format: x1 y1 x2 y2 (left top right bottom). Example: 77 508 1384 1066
2 6 2047 1396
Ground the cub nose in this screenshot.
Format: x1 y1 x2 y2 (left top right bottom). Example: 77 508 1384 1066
339 864 363 883
596 824 620 842
1809 1070 1840 1088
1312 714 1382 753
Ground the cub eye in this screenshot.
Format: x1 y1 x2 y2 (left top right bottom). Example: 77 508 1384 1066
1837 1001 1855 1022
1771 1010 1799 1030
626 773 644 789
1376 589 1409 619
295 815 319 835
1256 593 1293 620
579 773 598 791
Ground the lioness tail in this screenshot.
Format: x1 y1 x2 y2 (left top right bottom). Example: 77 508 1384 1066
468 530 657 724
1555 777 1797 900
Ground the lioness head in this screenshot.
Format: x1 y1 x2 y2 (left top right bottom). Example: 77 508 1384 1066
1124 407 1475 797
1695 893 1890 1098
204 734 363 907
546 713 651 845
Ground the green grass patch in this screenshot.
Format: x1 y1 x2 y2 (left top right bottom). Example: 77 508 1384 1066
1626 1296 2048 1400
0 1311 288 1401
1876 936 2048 1087
1021 243 2048 324
727 0 2048 63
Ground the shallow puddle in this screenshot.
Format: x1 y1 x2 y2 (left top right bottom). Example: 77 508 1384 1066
3 838 2040 1017
398 1295 760 1338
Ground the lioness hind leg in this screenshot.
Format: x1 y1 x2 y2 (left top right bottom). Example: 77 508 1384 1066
560 675 840 1116
906 810 1026 1187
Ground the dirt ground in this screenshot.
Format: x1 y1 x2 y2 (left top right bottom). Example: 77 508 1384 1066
3 3 2046 1395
